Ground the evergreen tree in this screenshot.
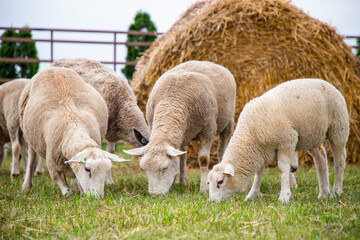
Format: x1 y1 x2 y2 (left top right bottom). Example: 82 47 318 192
356 38 360 57
0 30 18 79
122 12 157 80
0 28 39 80
16 30 39 78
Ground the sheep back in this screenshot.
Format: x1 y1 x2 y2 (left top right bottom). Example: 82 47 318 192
50 58 149 146
19 67 108 173
147 60 236 146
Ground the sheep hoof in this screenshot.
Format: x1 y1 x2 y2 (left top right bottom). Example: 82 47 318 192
318 190 330 200
11 172 20 178
333 187 342 195
22 184 32 192
245 196 255 202
34 171 43 176
330 189 342 199
278 193 291 203
179 177 188 185
245 192 259 201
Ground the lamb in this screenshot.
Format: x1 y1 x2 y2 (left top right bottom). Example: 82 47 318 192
50 58 150 152
20 67 128 197
124 60 236 195
0 79 29 177
207 78 349 203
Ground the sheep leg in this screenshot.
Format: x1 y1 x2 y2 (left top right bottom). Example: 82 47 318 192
71 178 82 193
0 144 4 168
106 142 116 153
240 174 252 193
308 146 330 199
198 139 213 192
49 168 71 195
245 166 265 200
329 142 346 195
105 142 116 184
55 173 71 196
217 121 233 162
19 136 28 173
106 172 114 185
277 148 293 203
22 147 37 191
10 139 21 177
35 157 45 175
179 146 188 185
290 151 298 189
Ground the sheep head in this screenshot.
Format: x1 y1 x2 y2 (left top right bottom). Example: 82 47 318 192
65 147 129 198
207 163 243 202
124 142 186 196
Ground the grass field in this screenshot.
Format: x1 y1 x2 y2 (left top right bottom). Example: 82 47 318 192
0 145 359 239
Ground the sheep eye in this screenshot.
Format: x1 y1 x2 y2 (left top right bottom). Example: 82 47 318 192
162 166 168 173
217 179 224 188
85 167 91 173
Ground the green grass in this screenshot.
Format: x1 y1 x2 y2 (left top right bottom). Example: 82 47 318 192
0 146 359 239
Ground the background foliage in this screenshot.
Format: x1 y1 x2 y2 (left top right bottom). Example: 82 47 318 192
0 28 39 80
121 12 157 80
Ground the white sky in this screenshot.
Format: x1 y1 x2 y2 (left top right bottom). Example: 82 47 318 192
0 0 359 75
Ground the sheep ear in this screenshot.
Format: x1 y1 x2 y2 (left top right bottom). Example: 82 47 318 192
167 146 186 157
223 164 235 176
105 151 130 162
133 128 149 146
65 154 86 164
123 146 145 156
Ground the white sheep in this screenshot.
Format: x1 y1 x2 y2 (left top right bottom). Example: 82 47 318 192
0 79 29 177
20 67 128 197
50 58 150 151
124 60 236 195
207 78 349 203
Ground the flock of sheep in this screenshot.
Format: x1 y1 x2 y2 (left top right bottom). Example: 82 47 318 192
0 58 349 203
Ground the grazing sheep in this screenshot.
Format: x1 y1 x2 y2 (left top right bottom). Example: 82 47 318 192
124 61 236 195
50 58 150 150
20 67 128 197
0 79 29 177
207 78 349 203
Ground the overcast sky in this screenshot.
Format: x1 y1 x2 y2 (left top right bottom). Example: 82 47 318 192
0 0 359 74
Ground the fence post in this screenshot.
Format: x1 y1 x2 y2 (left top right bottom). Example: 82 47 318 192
50 30 53 62
113 32 116 72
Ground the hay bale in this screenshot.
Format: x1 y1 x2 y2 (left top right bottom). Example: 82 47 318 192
132 0 360 168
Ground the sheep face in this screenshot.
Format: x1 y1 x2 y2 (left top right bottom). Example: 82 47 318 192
207 163 242 202
66 148 129 198
143 147 184 196
124 144 186 196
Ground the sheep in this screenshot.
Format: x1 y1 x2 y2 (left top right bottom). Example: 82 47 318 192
0 79 30 177
207 78 349 203
124 60 236 195
19 67 128 197
50 58 150 151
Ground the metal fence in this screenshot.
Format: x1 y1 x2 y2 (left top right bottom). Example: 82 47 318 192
0 27 359 83
0 26 160 82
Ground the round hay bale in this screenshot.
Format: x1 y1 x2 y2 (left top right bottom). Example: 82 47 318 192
132 0 360 168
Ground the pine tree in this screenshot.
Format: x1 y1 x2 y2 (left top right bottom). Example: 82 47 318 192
16 30 39 78
0 30 18 79
122 12 157 80
0 28 39 80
